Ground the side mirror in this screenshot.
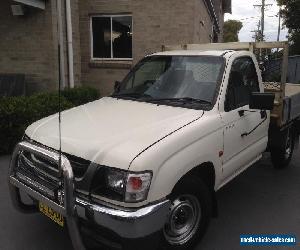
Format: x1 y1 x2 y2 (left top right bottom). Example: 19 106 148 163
249 92 275 110
114 81 121 93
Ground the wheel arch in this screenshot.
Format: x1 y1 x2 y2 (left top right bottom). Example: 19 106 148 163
169 162 218 217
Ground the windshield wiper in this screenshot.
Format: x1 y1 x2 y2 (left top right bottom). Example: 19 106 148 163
147 97 212 105
111 93 152 99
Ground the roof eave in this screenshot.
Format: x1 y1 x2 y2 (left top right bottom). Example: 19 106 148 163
13 0 45 10
223 0 232 14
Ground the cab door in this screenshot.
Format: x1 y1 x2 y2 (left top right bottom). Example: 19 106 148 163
220 56 269 181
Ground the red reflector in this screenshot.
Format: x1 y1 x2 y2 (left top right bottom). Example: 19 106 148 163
128 177 143 190
219 151 224 157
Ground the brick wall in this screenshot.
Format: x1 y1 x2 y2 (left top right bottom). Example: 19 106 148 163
0 0 82 94
0 0 225 96
79 0 222 96
0 0 58 93
78 0 132 96
194 0 214 43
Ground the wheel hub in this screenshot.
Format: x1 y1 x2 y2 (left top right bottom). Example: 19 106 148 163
164 194 201 245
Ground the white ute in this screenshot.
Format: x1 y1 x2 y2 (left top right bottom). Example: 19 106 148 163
8 42 300 250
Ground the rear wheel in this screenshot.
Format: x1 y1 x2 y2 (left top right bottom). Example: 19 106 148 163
270 127 294 169
162 176 212 250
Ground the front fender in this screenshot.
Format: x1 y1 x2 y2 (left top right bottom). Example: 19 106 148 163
130 112 224 203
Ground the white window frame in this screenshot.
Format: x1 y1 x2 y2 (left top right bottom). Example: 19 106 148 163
90 14 133 61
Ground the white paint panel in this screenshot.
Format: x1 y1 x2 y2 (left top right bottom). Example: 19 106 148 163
25 97 202 171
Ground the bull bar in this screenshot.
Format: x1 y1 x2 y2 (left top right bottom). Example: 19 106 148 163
8 141 171 249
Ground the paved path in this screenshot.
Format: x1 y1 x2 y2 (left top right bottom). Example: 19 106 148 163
1 150 299 250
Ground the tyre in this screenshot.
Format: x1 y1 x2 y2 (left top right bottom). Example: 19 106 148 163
161 175 212 250
270 126 294 169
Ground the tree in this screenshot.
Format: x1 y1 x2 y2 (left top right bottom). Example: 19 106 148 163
278 0 300 55
223 20 243 42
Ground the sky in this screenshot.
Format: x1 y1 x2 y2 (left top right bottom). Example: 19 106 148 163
225 0 288 42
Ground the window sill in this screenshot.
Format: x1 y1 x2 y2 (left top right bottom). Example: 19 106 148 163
89 60 133 69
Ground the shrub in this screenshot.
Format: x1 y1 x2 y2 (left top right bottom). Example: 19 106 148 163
26 92 74 123
0 86 100 155
61 86 100 106
0 96 28 155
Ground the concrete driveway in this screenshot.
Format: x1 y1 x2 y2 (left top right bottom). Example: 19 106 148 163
1 150 299 250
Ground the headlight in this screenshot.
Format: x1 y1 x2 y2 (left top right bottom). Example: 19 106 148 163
91 168 152 203
106 170 126 195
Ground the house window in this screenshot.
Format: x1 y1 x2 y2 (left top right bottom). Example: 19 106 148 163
91 15 133 60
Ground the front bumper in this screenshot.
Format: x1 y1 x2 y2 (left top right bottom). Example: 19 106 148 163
8 141 170 249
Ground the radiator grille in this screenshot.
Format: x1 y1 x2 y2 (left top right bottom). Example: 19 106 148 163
16 151 61 201
14 145 91 204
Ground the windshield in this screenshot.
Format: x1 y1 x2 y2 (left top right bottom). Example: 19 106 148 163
114 55 224 108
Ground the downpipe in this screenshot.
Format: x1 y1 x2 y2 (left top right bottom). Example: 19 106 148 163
65 0 75 88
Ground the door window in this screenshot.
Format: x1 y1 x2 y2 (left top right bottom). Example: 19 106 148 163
225 57 260 112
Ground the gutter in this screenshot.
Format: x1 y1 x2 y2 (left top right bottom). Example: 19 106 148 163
203 0 220 33
57 0 66 89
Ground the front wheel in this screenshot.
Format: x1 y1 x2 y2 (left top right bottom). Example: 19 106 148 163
270 126 294 169
161 176 212 250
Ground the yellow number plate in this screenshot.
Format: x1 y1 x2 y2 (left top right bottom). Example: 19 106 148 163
39 202 64 227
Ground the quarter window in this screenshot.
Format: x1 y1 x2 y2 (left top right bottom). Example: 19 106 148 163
225 57 260 111
91 15 132 60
